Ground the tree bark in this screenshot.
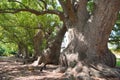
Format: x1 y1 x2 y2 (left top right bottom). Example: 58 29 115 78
33 30 43 58
17 42 29 59
59 0 120 79
16 43 23 58
39 25 67 67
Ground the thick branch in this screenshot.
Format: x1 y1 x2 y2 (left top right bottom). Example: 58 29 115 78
0 8 64 20
58 0 77 22
0 0 66 21
0 8 57 15
75 0 89 27
66 0 76 22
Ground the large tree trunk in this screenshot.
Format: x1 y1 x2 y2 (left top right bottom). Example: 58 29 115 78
23 44 29 59
16 42 29 59
33 30 43 58
38 25 67 68
59 0 120 79
16 43 23 58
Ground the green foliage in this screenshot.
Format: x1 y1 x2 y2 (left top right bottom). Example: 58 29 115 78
116 58 120 66
0 42 17 56
0 47 5 56
0 0 62 56
87 0 94 14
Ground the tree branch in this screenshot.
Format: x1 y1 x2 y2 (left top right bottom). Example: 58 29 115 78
58 0 77 22
0 8 64 20
76 0 89 26
65 0 77 22
0 8 56 15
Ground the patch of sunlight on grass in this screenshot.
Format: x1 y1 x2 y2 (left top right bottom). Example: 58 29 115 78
111 49 120 54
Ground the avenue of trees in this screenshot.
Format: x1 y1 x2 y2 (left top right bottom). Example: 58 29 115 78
0 0 120 79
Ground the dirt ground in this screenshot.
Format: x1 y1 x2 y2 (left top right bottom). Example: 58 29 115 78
0 56 120 80
0 56 66 80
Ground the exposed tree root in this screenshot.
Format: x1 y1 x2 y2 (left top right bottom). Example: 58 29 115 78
58 50 120 80
56 62 120 80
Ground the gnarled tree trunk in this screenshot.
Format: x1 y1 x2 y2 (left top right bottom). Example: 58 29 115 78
38 25 67 67
59 0 120 79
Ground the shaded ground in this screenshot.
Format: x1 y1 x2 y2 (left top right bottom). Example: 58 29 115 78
0 56 65 80
0 56 120 80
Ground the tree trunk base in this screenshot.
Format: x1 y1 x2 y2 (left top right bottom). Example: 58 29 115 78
58 50 120 80
55 63 120 80
31 56 41 66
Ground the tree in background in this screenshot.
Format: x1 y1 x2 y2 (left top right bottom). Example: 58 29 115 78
0 12 62 59
0 13 36 58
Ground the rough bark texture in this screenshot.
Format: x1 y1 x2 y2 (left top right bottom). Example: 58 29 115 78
38 25 67 68
16 42 29 59
33 29 43 58
59 0 120 79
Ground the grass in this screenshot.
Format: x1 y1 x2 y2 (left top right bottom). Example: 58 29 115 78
116 58 120 66
110 50 120 66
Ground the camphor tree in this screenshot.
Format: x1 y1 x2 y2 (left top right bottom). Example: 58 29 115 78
0 0 120 79
58 0 120 79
